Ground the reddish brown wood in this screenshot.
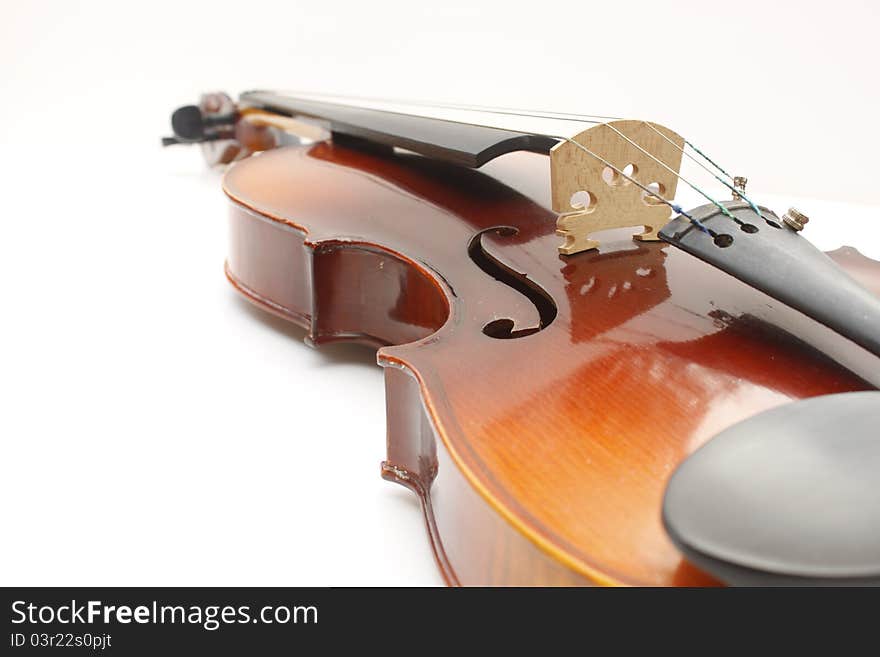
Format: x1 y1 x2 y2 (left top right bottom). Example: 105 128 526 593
829 246 880 297
222 140 880 586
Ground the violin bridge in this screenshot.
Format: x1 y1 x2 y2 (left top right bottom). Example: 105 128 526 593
550 120 685 255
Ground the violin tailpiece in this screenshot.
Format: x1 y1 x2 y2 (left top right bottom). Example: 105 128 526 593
550 121 685 255
660 201 880 358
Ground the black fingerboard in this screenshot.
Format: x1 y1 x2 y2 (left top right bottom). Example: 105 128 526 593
240 91 559 168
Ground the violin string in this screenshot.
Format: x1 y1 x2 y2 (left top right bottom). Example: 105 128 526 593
384 99 748 224
289 90 745 191
282 92 748 229
481 105 750 213
370 98 614 125
275 90 580 144
601 123 745 226
557 136 712 235
402 101 750 214
682 139 735 181
284 90 616 124
640 122 763 217
405 99 754 217
498 103 740 186
406 102 620 123
641 122 734 182
448 101 741 188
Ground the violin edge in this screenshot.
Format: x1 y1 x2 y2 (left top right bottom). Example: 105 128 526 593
223 196 615 586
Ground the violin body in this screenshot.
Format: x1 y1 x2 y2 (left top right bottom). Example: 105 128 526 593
221 139 879 586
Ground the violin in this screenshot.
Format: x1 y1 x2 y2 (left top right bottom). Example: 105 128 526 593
166 91 880 586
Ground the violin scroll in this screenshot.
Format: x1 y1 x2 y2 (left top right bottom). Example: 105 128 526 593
162 91 283 165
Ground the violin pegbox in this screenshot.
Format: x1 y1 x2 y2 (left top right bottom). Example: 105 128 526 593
550 120 685 255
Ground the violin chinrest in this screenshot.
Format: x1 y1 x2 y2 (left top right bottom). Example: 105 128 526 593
663 391 880 586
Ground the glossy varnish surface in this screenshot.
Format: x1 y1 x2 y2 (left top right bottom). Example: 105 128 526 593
223 142 877 586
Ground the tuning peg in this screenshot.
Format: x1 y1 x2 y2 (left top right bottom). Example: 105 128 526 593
161 133 222 148
171 105 207 141
164 104 235 146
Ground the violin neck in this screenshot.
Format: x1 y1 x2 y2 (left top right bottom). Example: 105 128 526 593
240 90 558 168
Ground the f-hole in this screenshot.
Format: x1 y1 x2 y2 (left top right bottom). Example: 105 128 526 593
467 226 558 339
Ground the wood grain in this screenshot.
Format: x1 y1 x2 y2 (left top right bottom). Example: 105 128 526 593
551 121 685 254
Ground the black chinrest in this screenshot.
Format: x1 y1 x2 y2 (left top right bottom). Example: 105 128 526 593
663 391 880 586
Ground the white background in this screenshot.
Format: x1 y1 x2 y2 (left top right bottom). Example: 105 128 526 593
1 1 878 586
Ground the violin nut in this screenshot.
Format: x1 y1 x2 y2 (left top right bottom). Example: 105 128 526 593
782 208 809 232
